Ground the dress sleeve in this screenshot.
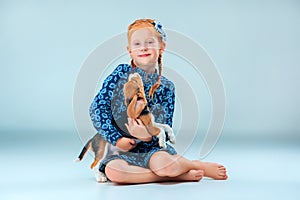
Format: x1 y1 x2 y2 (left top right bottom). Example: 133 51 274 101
89 64 128 145
161 81 176 127
151 80 176 127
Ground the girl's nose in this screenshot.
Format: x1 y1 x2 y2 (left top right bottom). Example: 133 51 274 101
140 44 148 51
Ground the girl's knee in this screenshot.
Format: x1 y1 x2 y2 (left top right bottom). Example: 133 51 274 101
105 160 128 183
149 152 179 177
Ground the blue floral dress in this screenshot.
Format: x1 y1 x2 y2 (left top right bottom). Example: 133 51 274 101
89 64 177 173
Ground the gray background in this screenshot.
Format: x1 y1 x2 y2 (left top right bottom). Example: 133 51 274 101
1 0 299 139
1 1 300 200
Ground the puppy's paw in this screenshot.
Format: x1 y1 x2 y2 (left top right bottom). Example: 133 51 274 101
92 168 107 183
164 125 176 144
168 133 176 144
158 140 167 149
97 175 107 183
157 129 167 149
128 73 140 80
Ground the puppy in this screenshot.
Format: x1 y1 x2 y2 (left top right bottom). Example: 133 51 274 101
76 134 108 182
123 73 176 148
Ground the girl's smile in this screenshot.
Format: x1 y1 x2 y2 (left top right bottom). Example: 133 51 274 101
138 53 151 57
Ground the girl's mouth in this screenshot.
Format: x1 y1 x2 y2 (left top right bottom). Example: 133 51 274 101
138 53 151 57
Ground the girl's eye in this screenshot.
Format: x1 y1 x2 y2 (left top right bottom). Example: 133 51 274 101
147 40 154 44
134 42 140 46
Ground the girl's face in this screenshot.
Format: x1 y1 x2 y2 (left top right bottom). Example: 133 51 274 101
127 27 165 72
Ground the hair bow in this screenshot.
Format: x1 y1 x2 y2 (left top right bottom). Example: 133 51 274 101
151 20 167 42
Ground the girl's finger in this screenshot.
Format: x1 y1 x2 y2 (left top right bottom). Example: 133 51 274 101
125 123 129 131
127 118 133 126
129 139 136 145
136 119 143 125
129 140 137 149
132 119 139 126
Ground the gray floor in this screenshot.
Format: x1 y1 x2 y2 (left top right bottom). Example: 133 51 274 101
1 131 300 200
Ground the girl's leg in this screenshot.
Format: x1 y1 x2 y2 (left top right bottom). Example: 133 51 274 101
105 159 204 184
149 151 227 180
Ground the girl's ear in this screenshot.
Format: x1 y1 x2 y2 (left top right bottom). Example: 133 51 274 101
127 45 133 58
127 45 131 53
160 42 166 54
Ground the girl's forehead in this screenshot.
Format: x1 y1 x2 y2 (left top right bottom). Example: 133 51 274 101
130 27 158 40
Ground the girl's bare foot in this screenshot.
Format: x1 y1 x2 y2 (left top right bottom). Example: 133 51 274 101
175 169 204 182
193 160 228 180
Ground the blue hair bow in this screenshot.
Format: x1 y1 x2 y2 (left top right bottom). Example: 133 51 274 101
152 20 167 42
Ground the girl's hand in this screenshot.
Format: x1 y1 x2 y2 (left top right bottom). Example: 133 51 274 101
116 137 137 151
125 118 152 142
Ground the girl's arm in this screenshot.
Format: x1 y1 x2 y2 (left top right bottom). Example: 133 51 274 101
161 82 176 127
152 80 176 127
89 64 129 146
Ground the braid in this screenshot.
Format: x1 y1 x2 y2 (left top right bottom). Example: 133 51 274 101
130 59 136 73
158 54 162 77
149 54 162 99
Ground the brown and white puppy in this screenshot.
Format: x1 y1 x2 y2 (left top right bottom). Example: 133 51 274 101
123 73 175 148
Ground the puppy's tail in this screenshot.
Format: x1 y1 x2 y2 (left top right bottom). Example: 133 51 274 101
75 139 92 162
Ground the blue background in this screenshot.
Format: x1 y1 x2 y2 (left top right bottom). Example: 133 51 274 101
1 0 299 139
1 1 300 200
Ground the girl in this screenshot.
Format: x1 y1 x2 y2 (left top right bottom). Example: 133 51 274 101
89 19 228 184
